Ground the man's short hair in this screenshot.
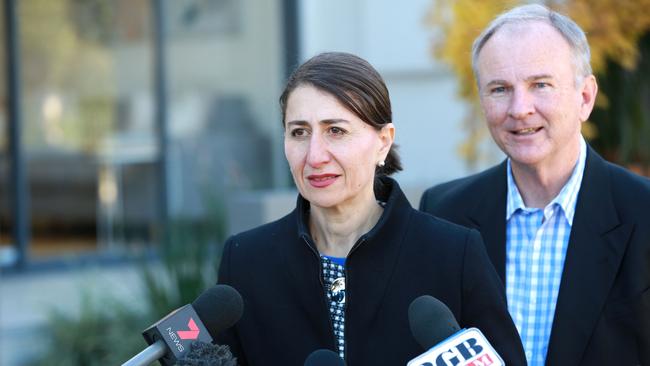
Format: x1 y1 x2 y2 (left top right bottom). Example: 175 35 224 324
472 4 592 86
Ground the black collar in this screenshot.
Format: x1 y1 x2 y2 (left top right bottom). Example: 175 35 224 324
294 176 412 254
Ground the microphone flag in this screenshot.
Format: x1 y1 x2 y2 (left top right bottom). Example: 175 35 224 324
142 304 213 364
407 328 504 366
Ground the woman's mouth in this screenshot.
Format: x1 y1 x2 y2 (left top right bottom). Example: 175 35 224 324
307 174 339 188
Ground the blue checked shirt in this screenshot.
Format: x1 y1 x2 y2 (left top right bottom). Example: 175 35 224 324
505 137 586 366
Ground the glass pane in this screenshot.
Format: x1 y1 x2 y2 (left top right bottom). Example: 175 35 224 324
164 0 287 233
19 0 156 259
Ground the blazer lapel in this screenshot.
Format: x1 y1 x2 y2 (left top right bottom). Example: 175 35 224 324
284 205 338 349
346 179 411 329
545 147 633 365
469 161 509 283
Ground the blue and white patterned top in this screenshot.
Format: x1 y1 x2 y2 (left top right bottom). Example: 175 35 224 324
505 137 587 366
321 255 346 359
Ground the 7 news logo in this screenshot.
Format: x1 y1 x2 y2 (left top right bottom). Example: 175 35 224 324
166 317 201 352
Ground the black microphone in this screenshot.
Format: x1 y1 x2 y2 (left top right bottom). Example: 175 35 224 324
176 340 237 366
121 284 243 366
408 295 461 350
304 349 346 366
407 295 504 366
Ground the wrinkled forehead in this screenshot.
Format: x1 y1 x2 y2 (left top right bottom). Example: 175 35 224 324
476 21 575 84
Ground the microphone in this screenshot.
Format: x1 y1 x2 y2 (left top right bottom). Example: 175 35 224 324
304 349 346 366
407 295 504 366
121 284 243 366
176 340 237 366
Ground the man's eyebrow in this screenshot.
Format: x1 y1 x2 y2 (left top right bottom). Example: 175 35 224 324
484 74 553 87
525 74 553 82
485 79 509 87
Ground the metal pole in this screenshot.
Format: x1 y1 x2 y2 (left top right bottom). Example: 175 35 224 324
152 0 169 243
282 0 300 80
4 0 30 269
121 339 167 366
275 0 300 188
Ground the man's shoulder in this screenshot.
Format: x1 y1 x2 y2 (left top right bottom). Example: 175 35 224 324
605 161 650 207
419 162 505 213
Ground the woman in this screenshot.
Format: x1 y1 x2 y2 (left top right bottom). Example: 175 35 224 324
216 52 525 365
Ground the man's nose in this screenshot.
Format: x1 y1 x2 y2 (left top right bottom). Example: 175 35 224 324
508 88 535 119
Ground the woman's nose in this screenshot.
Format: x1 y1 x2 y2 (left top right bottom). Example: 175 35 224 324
306 134 331 168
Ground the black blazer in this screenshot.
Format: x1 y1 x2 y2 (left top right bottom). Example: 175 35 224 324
420 146 650 365
216 177 526 365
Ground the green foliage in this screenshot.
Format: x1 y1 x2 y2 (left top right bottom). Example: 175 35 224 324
590 32 650 172
143 193 228 319
30 194 228 366
31 291 153 366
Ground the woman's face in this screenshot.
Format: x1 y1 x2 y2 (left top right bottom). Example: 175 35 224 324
284 85 394 211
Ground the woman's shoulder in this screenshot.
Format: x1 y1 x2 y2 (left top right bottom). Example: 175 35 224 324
409 207 477 239
402 207 484 258
226 209 298 251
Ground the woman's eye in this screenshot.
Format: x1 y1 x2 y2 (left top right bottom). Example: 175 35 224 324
290 128 308 137
329 126 346 135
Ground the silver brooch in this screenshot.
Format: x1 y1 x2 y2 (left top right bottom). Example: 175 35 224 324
330 277 346 304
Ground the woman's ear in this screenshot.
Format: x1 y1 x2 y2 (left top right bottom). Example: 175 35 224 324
378 123 395 159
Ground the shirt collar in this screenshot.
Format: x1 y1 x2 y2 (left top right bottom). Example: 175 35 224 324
506 136 587 225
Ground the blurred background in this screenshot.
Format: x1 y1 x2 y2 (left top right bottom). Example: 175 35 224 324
0 0 648 364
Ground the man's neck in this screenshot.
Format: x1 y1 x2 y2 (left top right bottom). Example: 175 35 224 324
510 141 581 209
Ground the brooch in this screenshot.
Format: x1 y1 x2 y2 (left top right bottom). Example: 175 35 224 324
330 277 346 304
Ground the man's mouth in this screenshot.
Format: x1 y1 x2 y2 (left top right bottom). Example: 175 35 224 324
512 127 542 135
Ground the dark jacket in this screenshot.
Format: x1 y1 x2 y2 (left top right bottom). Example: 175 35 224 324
420 146 650 366
216 177 526 365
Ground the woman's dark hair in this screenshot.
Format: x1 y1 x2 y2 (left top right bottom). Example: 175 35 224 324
279 52 402 176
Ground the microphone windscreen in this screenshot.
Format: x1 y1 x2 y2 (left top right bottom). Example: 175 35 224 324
408 295 460 350
304 349 345 366
192 284 244 336
177 341 237 366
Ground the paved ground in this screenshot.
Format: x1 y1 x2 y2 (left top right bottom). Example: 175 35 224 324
0 263 145 366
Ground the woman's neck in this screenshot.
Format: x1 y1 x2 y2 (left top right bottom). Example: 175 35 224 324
309 192 384 258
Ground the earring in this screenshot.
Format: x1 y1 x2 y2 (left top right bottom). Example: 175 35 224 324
378 161 385 167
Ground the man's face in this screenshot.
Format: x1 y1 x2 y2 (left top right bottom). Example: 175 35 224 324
476 21 597 169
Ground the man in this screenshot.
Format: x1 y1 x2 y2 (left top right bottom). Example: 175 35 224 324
420 4 650 366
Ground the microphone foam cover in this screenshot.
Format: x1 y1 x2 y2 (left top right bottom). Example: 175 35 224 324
192 284 244 335
177 341 236 366
408 295 460 350
304 349 345 366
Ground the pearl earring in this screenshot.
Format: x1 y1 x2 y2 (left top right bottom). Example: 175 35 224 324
378 161 385 167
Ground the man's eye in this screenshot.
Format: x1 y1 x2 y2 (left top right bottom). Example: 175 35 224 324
491 86 506 94
534 82 550 89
